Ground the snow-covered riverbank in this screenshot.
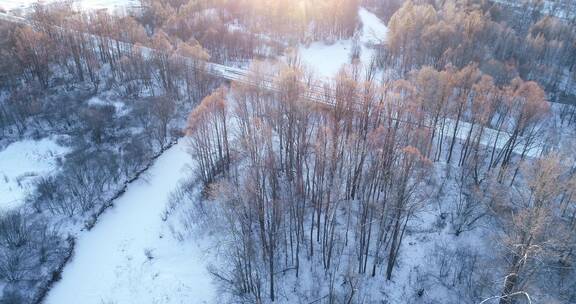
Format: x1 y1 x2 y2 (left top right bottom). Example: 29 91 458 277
45 141 215 304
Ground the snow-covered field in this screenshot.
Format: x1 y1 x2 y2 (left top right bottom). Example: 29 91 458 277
0 137 69 211
298 8 388 78
0 0 139 13
45 141 215 304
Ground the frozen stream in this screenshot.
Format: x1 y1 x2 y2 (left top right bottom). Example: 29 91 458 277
45 141 215 304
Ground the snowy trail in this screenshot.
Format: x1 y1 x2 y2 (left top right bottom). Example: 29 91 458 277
45 141 215 304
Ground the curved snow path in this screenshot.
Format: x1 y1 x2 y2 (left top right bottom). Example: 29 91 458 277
45 141 215 304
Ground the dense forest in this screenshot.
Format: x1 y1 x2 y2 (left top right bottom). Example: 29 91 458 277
0 0 575 303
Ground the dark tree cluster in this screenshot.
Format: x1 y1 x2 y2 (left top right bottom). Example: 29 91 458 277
0 210 70 304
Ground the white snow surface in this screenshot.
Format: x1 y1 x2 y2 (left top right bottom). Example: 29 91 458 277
45 141 215 304
297 7 388 78
443 118 543 158
0 137 69 211
358 7 388 45
0 0 139 13
298 40 353 79
87 96 129 116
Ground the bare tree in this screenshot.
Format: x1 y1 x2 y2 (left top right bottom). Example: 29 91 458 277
497 155 571 304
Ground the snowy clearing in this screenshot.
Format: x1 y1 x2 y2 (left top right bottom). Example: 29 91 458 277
45 141 216 304
0 137 69 211
298 40 353 79
297 7 388 78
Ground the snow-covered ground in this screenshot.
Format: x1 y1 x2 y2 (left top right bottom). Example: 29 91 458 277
298 40 353 78
87 96 129 116
297 7 388 78
443 118 543 158
0 137 69 211
0 0 139 13
45 141 216 304
358 7 389 45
